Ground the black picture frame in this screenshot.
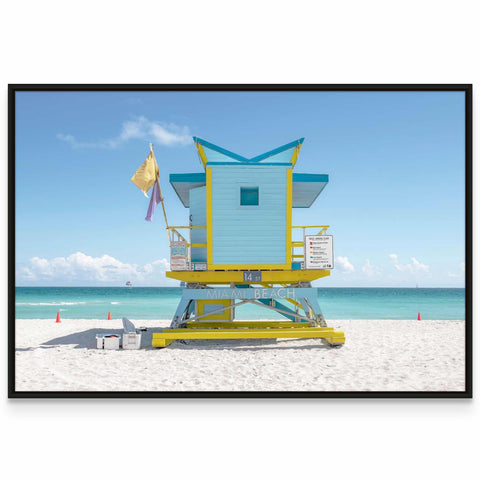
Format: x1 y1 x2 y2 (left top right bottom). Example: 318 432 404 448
8 84 472 399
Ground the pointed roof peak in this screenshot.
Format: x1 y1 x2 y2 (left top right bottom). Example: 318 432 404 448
193 137 304 166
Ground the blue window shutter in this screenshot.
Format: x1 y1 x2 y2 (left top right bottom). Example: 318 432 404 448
240 187 259 206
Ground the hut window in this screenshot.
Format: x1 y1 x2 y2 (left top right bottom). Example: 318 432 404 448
240 187 259 206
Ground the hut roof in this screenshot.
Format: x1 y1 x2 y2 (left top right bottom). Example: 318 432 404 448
193 137 304 166
169 137 328 208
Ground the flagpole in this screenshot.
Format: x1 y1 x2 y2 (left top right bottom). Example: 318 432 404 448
150 143 171 244
157 176 171 243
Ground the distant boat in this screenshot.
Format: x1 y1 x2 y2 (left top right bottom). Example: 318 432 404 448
125 281 133 288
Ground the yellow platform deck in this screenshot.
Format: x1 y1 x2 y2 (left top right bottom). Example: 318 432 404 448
152 321 345 348
185 321 314 329
166 269 330 284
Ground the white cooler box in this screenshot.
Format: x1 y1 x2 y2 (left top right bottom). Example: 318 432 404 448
96 334 120 350
122 332 142 350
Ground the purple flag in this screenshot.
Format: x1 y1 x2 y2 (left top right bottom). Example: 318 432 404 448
145 181 162 221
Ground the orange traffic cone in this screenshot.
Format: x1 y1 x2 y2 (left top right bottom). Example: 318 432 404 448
107 311 112 320
56 312 61 323
417 312 421 321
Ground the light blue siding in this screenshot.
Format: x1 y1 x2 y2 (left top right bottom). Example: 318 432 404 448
255 146 295 163
189 186 207 263
210 165 288 265
203 146 240 163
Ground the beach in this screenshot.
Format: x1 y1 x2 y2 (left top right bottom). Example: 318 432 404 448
15 318 466 392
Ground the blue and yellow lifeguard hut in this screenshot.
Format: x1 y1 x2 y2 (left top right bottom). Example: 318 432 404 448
152 137 345 347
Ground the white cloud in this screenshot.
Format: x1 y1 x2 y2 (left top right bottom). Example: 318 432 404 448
18 266 36 281
361 259 382 277
16 252 173 286
336 256 355 273
143 263 154 274
411 257 429 272
57 116 191 149
389 254 429 273
460 262 465 272
149 122 191 147
389 253 398 263
56 134 104 149
153 258 170 269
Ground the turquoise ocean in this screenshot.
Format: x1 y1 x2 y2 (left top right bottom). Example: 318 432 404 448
15 287 465 321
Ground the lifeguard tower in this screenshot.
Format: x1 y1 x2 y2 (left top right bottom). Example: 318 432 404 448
152 137 345 347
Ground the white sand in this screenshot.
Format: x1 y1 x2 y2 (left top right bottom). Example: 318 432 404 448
15 319 466 392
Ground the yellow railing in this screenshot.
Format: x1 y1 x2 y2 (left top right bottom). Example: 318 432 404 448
291 225 330 266
292 225 329 233
167 225 329 269
167 226 207 247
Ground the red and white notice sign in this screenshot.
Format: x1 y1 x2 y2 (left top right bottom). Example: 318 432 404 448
305 235 334 270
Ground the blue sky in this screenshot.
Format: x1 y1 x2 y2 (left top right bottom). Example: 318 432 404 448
15 90 465 287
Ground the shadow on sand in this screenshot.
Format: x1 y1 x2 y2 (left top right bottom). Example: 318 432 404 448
168 338 333 352
17 328 333 352
35 328 157 350
15 345 56 352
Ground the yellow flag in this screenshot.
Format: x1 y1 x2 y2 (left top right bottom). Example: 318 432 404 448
131 150 160 196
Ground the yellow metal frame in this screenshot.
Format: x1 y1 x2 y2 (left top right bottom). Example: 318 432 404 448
206 167 213 267
186 321 311 329
205 166 294 271
292 225 330 230
152 326 345 348
290 143 303 167
286 168 292 267
152 338 175 348
258 283 304 310
168 224 334 265
166 269 330 284
196 142 208 168
196 299 232 321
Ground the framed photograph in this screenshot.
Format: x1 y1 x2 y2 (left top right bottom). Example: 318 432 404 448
8 84 472 398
